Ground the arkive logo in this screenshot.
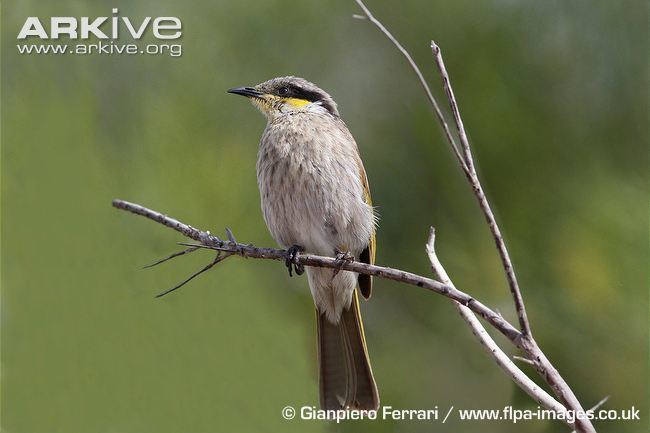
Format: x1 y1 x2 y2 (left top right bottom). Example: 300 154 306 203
16 8 183 57
18 8 181 40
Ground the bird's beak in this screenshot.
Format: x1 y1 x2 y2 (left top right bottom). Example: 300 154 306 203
227 87 264 98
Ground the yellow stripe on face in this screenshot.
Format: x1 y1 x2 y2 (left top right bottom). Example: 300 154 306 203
284 97 311 108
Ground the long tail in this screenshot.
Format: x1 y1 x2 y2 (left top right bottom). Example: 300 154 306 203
317 289 379 410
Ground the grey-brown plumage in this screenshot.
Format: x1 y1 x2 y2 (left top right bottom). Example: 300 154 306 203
228 76 379 410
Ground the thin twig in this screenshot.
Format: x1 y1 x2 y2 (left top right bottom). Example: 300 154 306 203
430 42 474 170
225 227 237 244
142 246 200 269
352 0 467 171
588 395 610 412
430 41 531 337
155 253 229 298
112 199 222 246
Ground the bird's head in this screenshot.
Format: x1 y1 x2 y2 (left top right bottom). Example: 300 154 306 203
228 76 339 120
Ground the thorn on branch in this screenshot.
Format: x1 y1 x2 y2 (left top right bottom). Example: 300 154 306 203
513 355 536 366
225 227 237 244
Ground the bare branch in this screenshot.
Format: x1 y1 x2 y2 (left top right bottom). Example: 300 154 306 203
112 199 221 246
430 41 531 337
426 228 572 428
113 199 520 341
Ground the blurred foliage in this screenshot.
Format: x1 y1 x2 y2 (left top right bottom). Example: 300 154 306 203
2 1 647 432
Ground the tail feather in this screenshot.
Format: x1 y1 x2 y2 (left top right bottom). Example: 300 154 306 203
317 290 379 410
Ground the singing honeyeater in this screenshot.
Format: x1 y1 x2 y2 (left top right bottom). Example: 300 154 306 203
228 77 379 410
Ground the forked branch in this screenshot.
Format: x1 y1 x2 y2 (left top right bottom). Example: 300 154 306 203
352 1 595 431
426 228 568 417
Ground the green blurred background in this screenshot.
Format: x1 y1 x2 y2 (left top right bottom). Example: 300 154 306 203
2 1 647 432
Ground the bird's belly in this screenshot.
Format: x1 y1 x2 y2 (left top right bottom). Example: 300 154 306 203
257 158 372 257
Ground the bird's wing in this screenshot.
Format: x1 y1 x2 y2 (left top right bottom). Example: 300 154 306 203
358 161 375 299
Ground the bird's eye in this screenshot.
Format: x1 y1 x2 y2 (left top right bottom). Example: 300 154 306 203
278 86 289 96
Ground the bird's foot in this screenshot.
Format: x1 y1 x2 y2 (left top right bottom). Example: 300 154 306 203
285 244 304 277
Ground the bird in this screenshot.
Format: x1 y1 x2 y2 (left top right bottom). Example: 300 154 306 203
228 77 379 411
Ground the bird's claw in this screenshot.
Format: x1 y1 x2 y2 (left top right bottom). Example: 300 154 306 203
285 245 304 277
